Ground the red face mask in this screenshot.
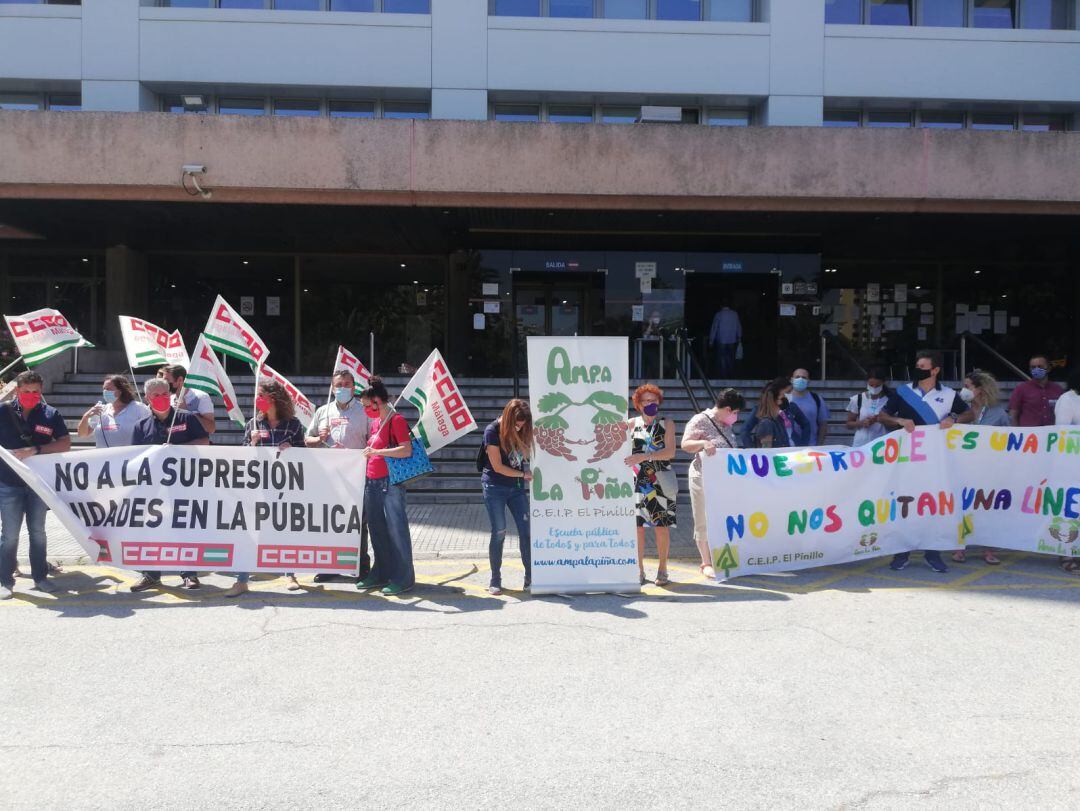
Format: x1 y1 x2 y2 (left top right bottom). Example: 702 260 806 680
364 405 380 419
18 391 41 411
150 394 172 413
255 395 272 414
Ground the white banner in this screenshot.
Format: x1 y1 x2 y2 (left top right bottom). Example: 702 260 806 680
8 444 366 574
202 295 269 368
527 337 639 594
333 345 372 396
259 364 316 429
4 308 93 367
185 335 246 427
397 349 476 454
703 426 1080 580
119 316 188 369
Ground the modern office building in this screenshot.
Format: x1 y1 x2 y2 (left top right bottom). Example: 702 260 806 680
1 0 1079 381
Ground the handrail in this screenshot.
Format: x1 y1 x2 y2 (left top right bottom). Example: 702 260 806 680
960 332 1029 382
675 327 718 405
661 331 701 413
820 330 867 379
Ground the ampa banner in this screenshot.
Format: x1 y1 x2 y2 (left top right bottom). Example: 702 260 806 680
9 445 366 574
398 349 476 454
119 316 189 369
527 337 639 594
4 308 93 367
703 426 1080 580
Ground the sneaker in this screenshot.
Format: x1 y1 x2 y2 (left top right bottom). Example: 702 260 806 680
181 576 201 590
0 585 12 600
924 554 948 574
356 576 387 590
889 553 910 571
223 582 249 598
313 574 334 583
487 585 502 596
285 575 302 591
33 579 58 594
380 583 413 596
130 575 160 593
523 581 531 591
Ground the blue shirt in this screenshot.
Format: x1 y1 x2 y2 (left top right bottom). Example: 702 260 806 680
131 408 209 446
789 390 830 446
480 420 529 489
0 401 69 488
709 307 742 346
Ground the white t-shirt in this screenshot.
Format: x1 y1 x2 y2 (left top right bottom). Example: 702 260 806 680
307 400 370 450
93 401 152 448
1054 389 1080 425
846 391 889 447
174 387 213 417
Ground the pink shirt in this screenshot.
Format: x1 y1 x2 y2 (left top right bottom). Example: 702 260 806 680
366 413 410 480
1008 380 1064 427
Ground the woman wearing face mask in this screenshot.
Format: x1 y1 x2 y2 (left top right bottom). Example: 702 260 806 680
77 375 150 449
356 377 416 596
845 367 891 447
480 399 534 595
226 379 307 597
753 378 796 449
681 388 745 580
624 384 677 586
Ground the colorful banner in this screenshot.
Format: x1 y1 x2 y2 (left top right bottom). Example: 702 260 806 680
185 335 246 427
7 444 366 574
4 308 93 367
397 349 476 454
333 345 372 396
527 337 639 594
259 364 316 429
702 426 1080 580
119 315 189 369
202 295 269 368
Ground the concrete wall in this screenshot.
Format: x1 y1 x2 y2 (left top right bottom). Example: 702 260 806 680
2 1 1080 123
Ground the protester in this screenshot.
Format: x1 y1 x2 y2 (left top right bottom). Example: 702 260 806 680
0 371 71 599
708 302 742 378
681 388 745 580
356 377 416 596
625 384 677 586
788 368 830 446
878 350 973 573
479 399 533 595
159 364 216 435
226 379 306 598
1054 367 1080 426
738 384 809 449
129 377 210 592
77 375 150 448
845 367 891 447
753 377 797 449
306 369 371 582
1008 354 1064 428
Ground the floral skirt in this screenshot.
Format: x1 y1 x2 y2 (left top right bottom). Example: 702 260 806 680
635 463 677 528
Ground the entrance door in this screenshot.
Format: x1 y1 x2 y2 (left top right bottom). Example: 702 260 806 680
514 279 587 338
684 273 779 379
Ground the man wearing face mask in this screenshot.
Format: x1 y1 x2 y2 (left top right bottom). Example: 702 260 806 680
737 379 811 449
879 350 973 573
306 369 371 581
0 371 71 599
159 365 216 436
1008 354 1063 428
129 377 210 592
788 368 830 447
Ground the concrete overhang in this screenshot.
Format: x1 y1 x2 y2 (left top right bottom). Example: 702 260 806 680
2 111 1080 215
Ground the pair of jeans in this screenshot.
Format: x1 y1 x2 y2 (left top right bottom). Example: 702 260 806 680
712 343 737 379
0 482 49 587
365 477 414 589
892 551 944 567
482 482 531 589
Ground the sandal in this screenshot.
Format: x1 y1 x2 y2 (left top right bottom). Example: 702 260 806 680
952 550 966 563
654 570 670 587
982 551 1000 565
639 572 648 586
700 564 716 579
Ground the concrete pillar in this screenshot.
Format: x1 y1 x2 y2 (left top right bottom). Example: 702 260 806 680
105 246 148 349
431 0 488 120
81 0 155 112
762 0 824 126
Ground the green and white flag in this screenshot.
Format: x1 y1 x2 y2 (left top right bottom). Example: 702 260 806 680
119 315 189 369
333 345 372 396
4 308 93 367
185 334 246 427
202 295 269 368
397 349 476 454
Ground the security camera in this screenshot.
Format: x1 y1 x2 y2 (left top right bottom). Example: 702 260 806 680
180 164 211 198
182 164 206 175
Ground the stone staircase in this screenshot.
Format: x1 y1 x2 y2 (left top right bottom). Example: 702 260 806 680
47 373 1019 504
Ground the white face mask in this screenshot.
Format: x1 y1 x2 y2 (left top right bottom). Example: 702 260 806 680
960 387 976 403
867 384 883 396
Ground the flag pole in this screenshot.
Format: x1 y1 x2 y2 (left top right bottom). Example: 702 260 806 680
127 364 144 403
0 355 24 378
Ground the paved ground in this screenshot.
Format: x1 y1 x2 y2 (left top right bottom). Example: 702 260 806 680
1 550 1077 809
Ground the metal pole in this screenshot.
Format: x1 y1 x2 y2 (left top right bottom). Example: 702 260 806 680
960 335 966 381
820 335 827 382
0 355 24 378
369 331 375 374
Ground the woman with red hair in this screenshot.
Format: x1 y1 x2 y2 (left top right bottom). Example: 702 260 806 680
625 383 677 586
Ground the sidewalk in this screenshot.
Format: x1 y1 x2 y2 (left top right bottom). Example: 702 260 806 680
19 503 701 563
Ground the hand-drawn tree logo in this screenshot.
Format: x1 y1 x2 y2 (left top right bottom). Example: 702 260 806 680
534 390 628 463
713 543 739 579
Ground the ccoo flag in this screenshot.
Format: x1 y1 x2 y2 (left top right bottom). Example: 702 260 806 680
4 308 94 367
119 315 189 369
397 349 476 454
333 345 372 396
259 364 317 429
202 295 269 368
185 335 246 426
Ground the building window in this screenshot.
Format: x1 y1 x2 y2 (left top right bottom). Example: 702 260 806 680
382 0 429 10
219 97 265 115
219 0 265 8
866 110 911 127
708 0 753 20
603 0 648 18
1021 113 1069 131
549 0 593 15
46 94 81 111
600 106 640 124
329 0 376 9
275 0 323 9
972 0 1014 27
548 105 593 123
274 99 320 116
162 94 211 113
920 0 965 26
823 109 861 127
383 101 429 119
825 0 862 23
918 110 965 128
656 0 702 20
493 104 541 122
490 0 540 14
1020 0 1070 29
329 100 375 118
0 94 41 111
706 108 751 126
970 112 1015 130
868 0 911 24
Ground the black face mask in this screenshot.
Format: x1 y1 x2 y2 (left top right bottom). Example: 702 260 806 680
912 368 934 382
778 398 790 411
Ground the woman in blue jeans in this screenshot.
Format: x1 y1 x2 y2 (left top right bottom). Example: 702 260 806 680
356 377 416 596
480 399 533 595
